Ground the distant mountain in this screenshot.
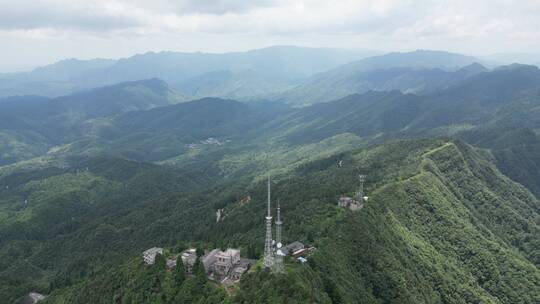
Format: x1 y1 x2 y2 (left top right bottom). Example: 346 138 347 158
49 78 185 118
438 64 540 101
0 79 184 165
10 58 116 82
173 69 293 101
0 59 116 97
0 46 377 98
278 50 487 105
481 52 540 66
276 64 540 141
272 64 540 197
0 78 183 128
328 49 482 71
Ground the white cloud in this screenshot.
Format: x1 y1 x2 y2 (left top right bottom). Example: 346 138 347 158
0 0 539 71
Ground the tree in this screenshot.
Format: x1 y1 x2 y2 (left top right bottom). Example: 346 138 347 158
193 257 207 285
175 256 186 285
154 253 166 271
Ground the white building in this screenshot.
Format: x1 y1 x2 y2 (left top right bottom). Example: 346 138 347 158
143 247 163 265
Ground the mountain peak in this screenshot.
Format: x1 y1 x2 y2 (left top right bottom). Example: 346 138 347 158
456 62 488 75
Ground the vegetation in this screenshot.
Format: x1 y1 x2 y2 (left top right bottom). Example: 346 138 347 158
2 138 538 303
1 56 540 303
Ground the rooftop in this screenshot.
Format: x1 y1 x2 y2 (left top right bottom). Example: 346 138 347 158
216 249 240 258
143 247 163 255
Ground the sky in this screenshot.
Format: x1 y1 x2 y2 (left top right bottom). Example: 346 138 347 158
1 0 540 72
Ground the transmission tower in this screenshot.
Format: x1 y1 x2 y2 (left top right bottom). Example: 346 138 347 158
263 177 275 270
274 201 284 273
357 174 366 203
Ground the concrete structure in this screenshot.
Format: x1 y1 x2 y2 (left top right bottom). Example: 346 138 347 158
232 258 255 281
281 241 305 256
213 249 241 279
292 248 310 258
181 248 197 273
337 196 363 210
202 248 253 282
202 249 221 273
143 247 163 265
19 292 47 304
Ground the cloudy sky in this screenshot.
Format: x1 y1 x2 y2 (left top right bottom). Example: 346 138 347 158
1 0 540 72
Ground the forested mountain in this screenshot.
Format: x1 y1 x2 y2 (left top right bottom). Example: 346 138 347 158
2 139 538 303
0 79 184 165
173 70 293 101
277 50 487 105
1 48 540 304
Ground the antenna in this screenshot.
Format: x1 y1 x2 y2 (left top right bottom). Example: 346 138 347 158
267 176 271 217
274 199 284 273
357 174 366 203
263 176 274 269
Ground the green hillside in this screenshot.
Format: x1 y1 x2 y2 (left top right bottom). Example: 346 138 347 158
4 139 536 303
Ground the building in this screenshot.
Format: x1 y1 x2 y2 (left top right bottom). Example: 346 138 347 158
19 292 47 304
201 248 254 282
292 248 310 258
202 249 221 273
213 249 241 279
181 248 197 273
281 241 305 256
142 247 163 265
230 258 254 281
337 196 363 210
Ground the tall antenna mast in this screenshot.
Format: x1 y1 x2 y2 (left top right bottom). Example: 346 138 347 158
357 174 366 203
274 200 284 273
267 176 271 217
263 176 275 269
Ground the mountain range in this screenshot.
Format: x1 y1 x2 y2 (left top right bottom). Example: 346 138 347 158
0 46 378 99
0 47 539 304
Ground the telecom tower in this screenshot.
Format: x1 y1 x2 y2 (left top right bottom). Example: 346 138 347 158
263 177 275 269
274 201 284 273
357 174 366 203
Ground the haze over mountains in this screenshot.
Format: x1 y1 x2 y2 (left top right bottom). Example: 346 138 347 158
1 46 539 303
0 46 378 99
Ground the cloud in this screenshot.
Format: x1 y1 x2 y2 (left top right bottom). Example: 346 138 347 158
1 0 539 42
0 0 540 72
140 0 281 15
0 1 141 31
